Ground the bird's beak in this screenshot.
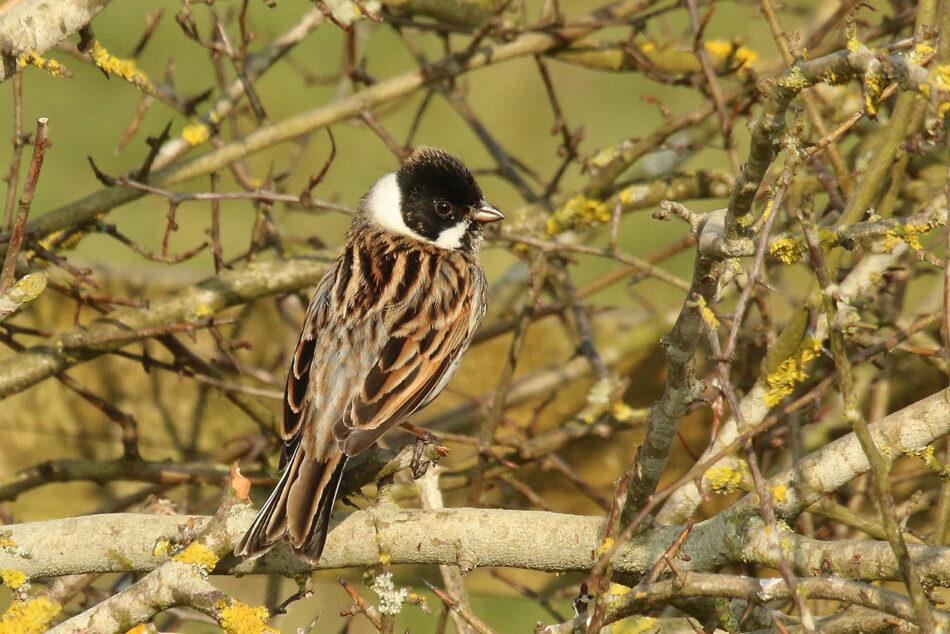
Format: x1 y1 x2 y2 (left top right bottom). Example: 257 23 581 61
473 201 504 224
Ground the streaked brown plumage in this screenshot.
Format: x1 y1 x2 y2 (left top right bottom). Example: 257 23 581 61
236 147 503 562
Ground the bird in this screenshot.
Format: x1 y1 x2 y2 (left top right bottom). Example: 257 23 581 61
235 146 504 563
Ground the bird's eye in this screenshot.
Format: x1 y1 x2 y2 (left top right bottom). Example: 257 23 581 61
435 201 453 217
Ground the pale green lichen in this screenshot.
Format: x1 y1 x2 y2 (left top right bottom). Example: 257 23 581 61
776 65 807 90
370 571 409 616
612 616 658 633
705 464 745 494
617 184 650 205
735 211 755 228
769 236 806 264
588 145 624 169
546 195 610 235
906 445 947 479
863 66 884 116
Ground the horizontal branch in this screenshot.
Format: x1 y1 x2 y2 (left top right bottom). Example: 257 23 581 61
0 0 113 82
543 572 950 632
0 254 334 399
2 381 949 581
0 272 46 322
0 0 652 258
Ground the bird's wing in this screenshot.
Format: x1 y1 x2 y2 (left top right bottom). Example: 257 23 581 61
333 256 480 456
281 264 342 463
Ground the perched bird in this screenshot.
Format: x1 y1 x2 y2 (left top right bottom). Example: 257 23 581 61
236 147 504 563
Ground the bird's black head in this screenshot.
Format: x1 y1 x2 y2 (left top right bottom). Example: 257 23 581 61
363 147 503 251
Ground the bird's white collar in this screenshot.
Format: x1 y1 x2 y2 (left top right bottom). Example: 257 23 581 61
365 173 469 249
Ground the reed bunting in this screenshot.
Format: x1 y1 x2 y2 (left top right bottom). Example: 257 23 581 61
236 147 504 563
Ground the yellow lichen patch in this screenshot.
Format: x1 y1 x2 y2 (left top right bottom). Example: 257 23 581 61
613 616 658 634
882 230 902 252
769 484 788 504
193 303 215 319
635 40 755 75
0 596 61 634
931 63 950 92
817 228 838 248
218 598 277 634
11 274 46 303
863 67 883 116
769 236 806 264
776 65 807 90
0 536 16 550
617 184 649 205
90 42 155 95
846 24 861 54
906 445 946 477
821 69 849 85
764 338 823 407
152 539 172 558
886 222 934 252
0 570 25 590
17 51 71 78
546 195 610 235
608 582 630 596
172 542 219 575
125 626 148 634
378 552 392 566
704 40 758 67
697 296 719 329
908 43 936 65
705 464 744 494
37 227 88 253
611 401 641 423
588 145 623 169
594 537 614 558
182 123 212 146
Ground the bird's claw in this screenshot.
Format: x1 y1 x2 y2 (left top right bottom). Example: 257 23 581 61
410 431 448 478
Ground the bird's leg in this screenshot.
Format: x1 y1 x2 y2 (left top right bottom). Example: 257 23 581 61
400 422 449 478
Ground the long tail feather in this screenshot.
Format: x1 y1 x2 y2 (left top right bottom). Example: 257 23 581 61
235 442 347 563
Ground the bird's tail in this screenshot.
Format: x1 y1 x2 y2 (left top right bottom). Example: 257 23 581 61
235 441 347 564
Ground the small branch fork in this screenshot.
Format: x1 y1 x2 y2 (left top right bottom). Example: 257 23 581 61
0 117 50 295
